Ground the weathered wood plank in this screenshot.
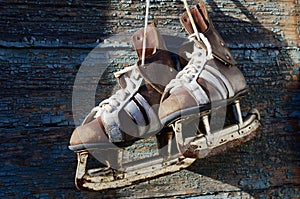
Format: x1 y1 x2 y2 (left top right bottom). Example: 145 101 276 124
0 0 299 198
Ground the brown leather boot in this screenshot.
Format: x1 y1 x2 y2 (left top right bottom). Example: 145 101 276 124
69 24 177 151
159 1 248 124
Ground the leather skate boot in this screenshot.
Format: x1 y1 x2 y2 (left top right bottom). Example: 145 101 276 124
159 2 247 123
69 24 177 151
158 1 260 158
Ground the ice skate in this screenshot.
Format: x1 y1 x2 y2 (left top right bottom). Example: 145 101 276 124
69 0 261 191
69 23 198 191
158 1 261 159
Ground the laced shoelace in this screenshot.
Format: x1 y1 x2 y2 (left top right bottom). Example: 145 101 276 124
89 0 151 119
181 0 213 61
166 0 213 93
166 32 213 94
91 64 140 118
90 0 213 118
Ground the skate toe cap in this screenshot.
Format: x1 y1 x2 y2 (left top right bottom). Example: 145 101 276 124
159 88 198 121
69 127 82 146
69 118 109 150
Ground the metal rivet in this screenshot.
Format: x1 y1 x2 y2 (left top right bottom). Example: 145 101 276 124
226 55 230 60
220 41 225 46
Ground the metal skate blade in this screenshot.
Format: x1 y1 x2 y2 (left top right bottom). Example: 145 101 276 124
75 152 196 191
183 108 261 159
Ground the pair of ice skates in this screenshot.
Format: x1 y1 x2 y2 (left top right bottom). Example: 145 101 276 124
69 1 260 191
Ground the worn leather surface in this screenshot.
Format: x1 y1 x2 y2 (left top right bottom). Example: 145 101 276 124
206 59 247 94
159 2 247 121
132 24 177 103
180 2 236 66
132 23 167 61
70 25 177 145
159 87 199 119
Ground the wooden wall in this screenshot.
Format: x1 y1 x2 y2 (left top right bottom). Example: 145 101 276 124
0 0 299 198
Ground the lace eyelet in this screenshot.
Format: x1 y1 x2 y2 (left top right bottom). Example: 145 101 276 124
105 105 113 113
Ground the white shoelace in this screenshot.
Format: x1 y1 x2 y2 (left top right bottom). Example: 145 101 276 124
162 33 213 107
181 0 213 60
165 0 213 93
91 0 151 118
91 0 214 118
166 32 213 94
92 64 138 118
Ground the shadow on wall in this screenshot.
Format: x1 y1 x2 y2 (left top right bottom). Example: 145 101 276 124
0 0 298 198
0 1 113 197
187 0 298 197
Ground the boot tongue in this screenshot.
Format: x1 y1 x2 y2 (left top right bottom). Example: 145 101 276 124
132 23 167 60
180 3 208 36
131 23 177 95
180 2 236 66
117 24 175 90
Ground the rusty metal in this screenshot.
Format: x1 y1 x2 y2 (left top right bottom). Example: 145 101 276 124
73 100 260 191
74 150 196 191
171 103 260 159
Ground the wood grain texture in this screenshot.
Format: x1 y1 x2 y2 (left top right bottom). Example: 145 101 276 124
0 0 299 198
